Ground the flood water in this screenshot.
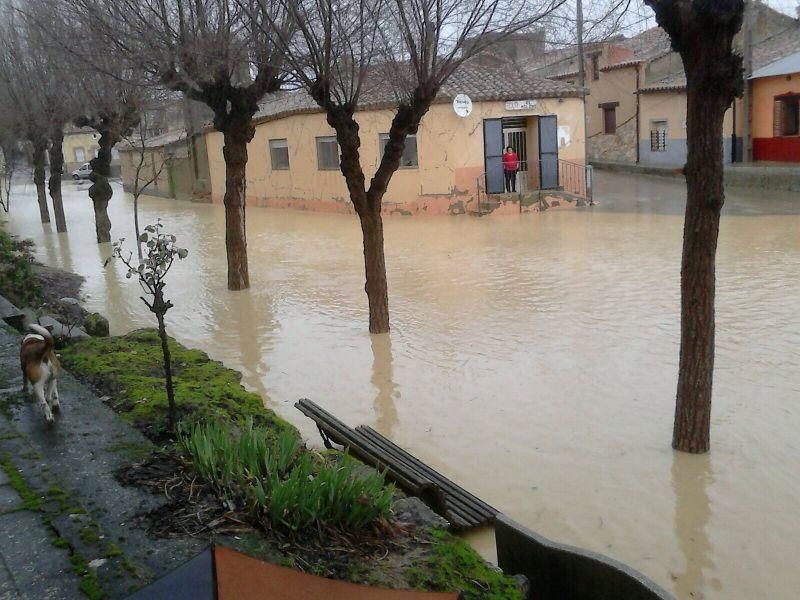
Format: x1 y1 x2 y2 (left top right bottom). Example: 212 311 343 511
3 171 799 599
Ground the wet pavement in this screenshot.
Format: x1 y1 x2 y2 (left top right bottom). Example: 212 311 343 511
0 324 203 599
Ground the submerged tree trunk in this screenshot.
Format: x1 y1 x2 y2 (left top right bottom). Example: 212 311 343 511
155 308 176 431
359 209 390 333
48 127 67 232
221 118 253 291
89 129 117 243
32 141 50 224
645 0 744 453
672 81 730 453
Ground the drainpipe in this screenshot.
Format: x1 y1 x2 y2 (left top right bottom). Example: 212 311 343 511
635 67 641 164
731 101 737 162
742 1 753 162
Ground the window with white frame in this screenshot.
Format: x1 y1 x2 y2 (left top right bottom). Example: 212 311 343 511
269 138 290 170
74 147 85 162
378 133 418 168
316 136 340 170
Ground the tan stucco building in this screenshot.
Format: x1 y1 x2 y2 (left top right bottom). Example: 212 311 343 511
62 126 121 176
202 65 587 216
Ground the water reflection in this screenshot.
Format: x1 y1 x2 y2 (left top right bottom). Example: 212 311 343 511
370 333 399 437
672 455 718 599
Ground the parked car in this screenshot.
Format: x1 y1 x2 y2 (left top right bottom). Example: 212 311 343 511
72 163 92 180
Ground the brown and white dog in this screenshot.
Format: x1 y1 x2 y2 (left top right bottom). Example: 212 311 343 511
20 324 60 423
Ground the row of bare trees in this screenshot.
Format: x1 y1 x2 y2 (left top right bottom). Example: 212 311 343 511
38 0 565 313
0 0 747 454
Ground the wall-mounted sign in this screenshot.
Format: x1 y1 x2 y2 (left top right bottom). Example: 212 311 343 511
505 99 538 111
453 94 473 118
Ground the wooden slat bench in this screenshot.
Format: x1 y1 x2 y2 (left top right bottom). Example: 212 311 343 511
295 398 498 531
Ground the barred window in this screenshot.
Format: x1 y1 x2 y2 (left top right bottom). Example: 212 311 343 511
650 120 667 152
269 139 290 170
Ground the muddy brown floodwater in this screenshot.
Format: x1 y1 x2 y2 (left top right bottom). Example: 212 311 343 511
3 171 799 599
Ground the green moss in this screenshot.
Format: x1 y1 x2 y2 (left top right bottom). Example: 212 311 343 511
51 536 70 549
60 329 297 441
102 543 123 558
0 455 43 511
79 525 101 545
406 529 522 600
107 441 153 463
71 554 107 600
0 391 25 420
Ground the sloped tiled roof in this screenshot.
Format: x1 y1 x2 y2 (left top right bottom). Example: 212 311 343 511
639 23 800 93
638 71 686 93
619 27 672 62
249 61 584 126
751 50 800 78
751 25 800 72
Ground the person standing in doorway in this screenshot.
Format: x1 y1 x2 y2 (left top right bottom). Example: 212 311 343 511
503 146 519 193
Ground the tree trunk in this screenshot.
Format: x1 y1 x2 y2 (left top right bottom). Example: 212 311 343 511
359 208 390 334
32 141 50 224
88 129 117 243
48 127 67 233
221 118 252 291
134 192 143 260
155 310 177 431
672 78 730 454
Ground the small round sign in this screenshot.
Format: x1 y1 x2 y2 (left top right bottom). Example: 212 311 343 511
453 94 473 118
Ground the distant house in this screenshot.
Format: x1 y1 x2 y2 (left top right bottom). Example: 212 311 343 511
750 49 800 162
527 2 799 166
62 126 121 176
201 61 589 216
119 98 213 200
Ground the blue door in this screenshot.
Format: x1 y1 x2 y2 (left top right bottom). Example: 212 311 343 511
538 115 559 189
483 119 504 194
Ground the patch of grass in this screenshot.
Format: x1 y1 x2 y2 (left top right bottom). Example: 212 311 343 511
180 420 394 533
60 329 297 441
0 455 43 511
406 529 522 600
0 230 42 307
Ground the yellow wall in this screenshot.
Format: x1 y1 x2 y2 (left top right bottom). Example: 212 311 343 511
586 66 639 137
639 91 737 140
205 97 586 214
62 132 98 172
751 73 800 138
63 130 122 173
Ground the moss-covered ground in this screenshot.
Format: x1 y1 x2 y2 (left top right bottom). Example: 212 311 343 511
408 529 523 599
60 329 297 442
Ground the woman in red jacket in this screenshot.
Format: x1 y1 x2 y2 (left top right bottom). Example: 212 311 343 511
502 146 519 193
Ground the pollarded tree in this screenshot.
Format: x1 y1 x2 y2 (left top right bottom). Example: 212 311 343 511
0 9 52 226
251 0 564 333
643 0 745 453
0 1 81 232
67 33 143 244
56 0 292 290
